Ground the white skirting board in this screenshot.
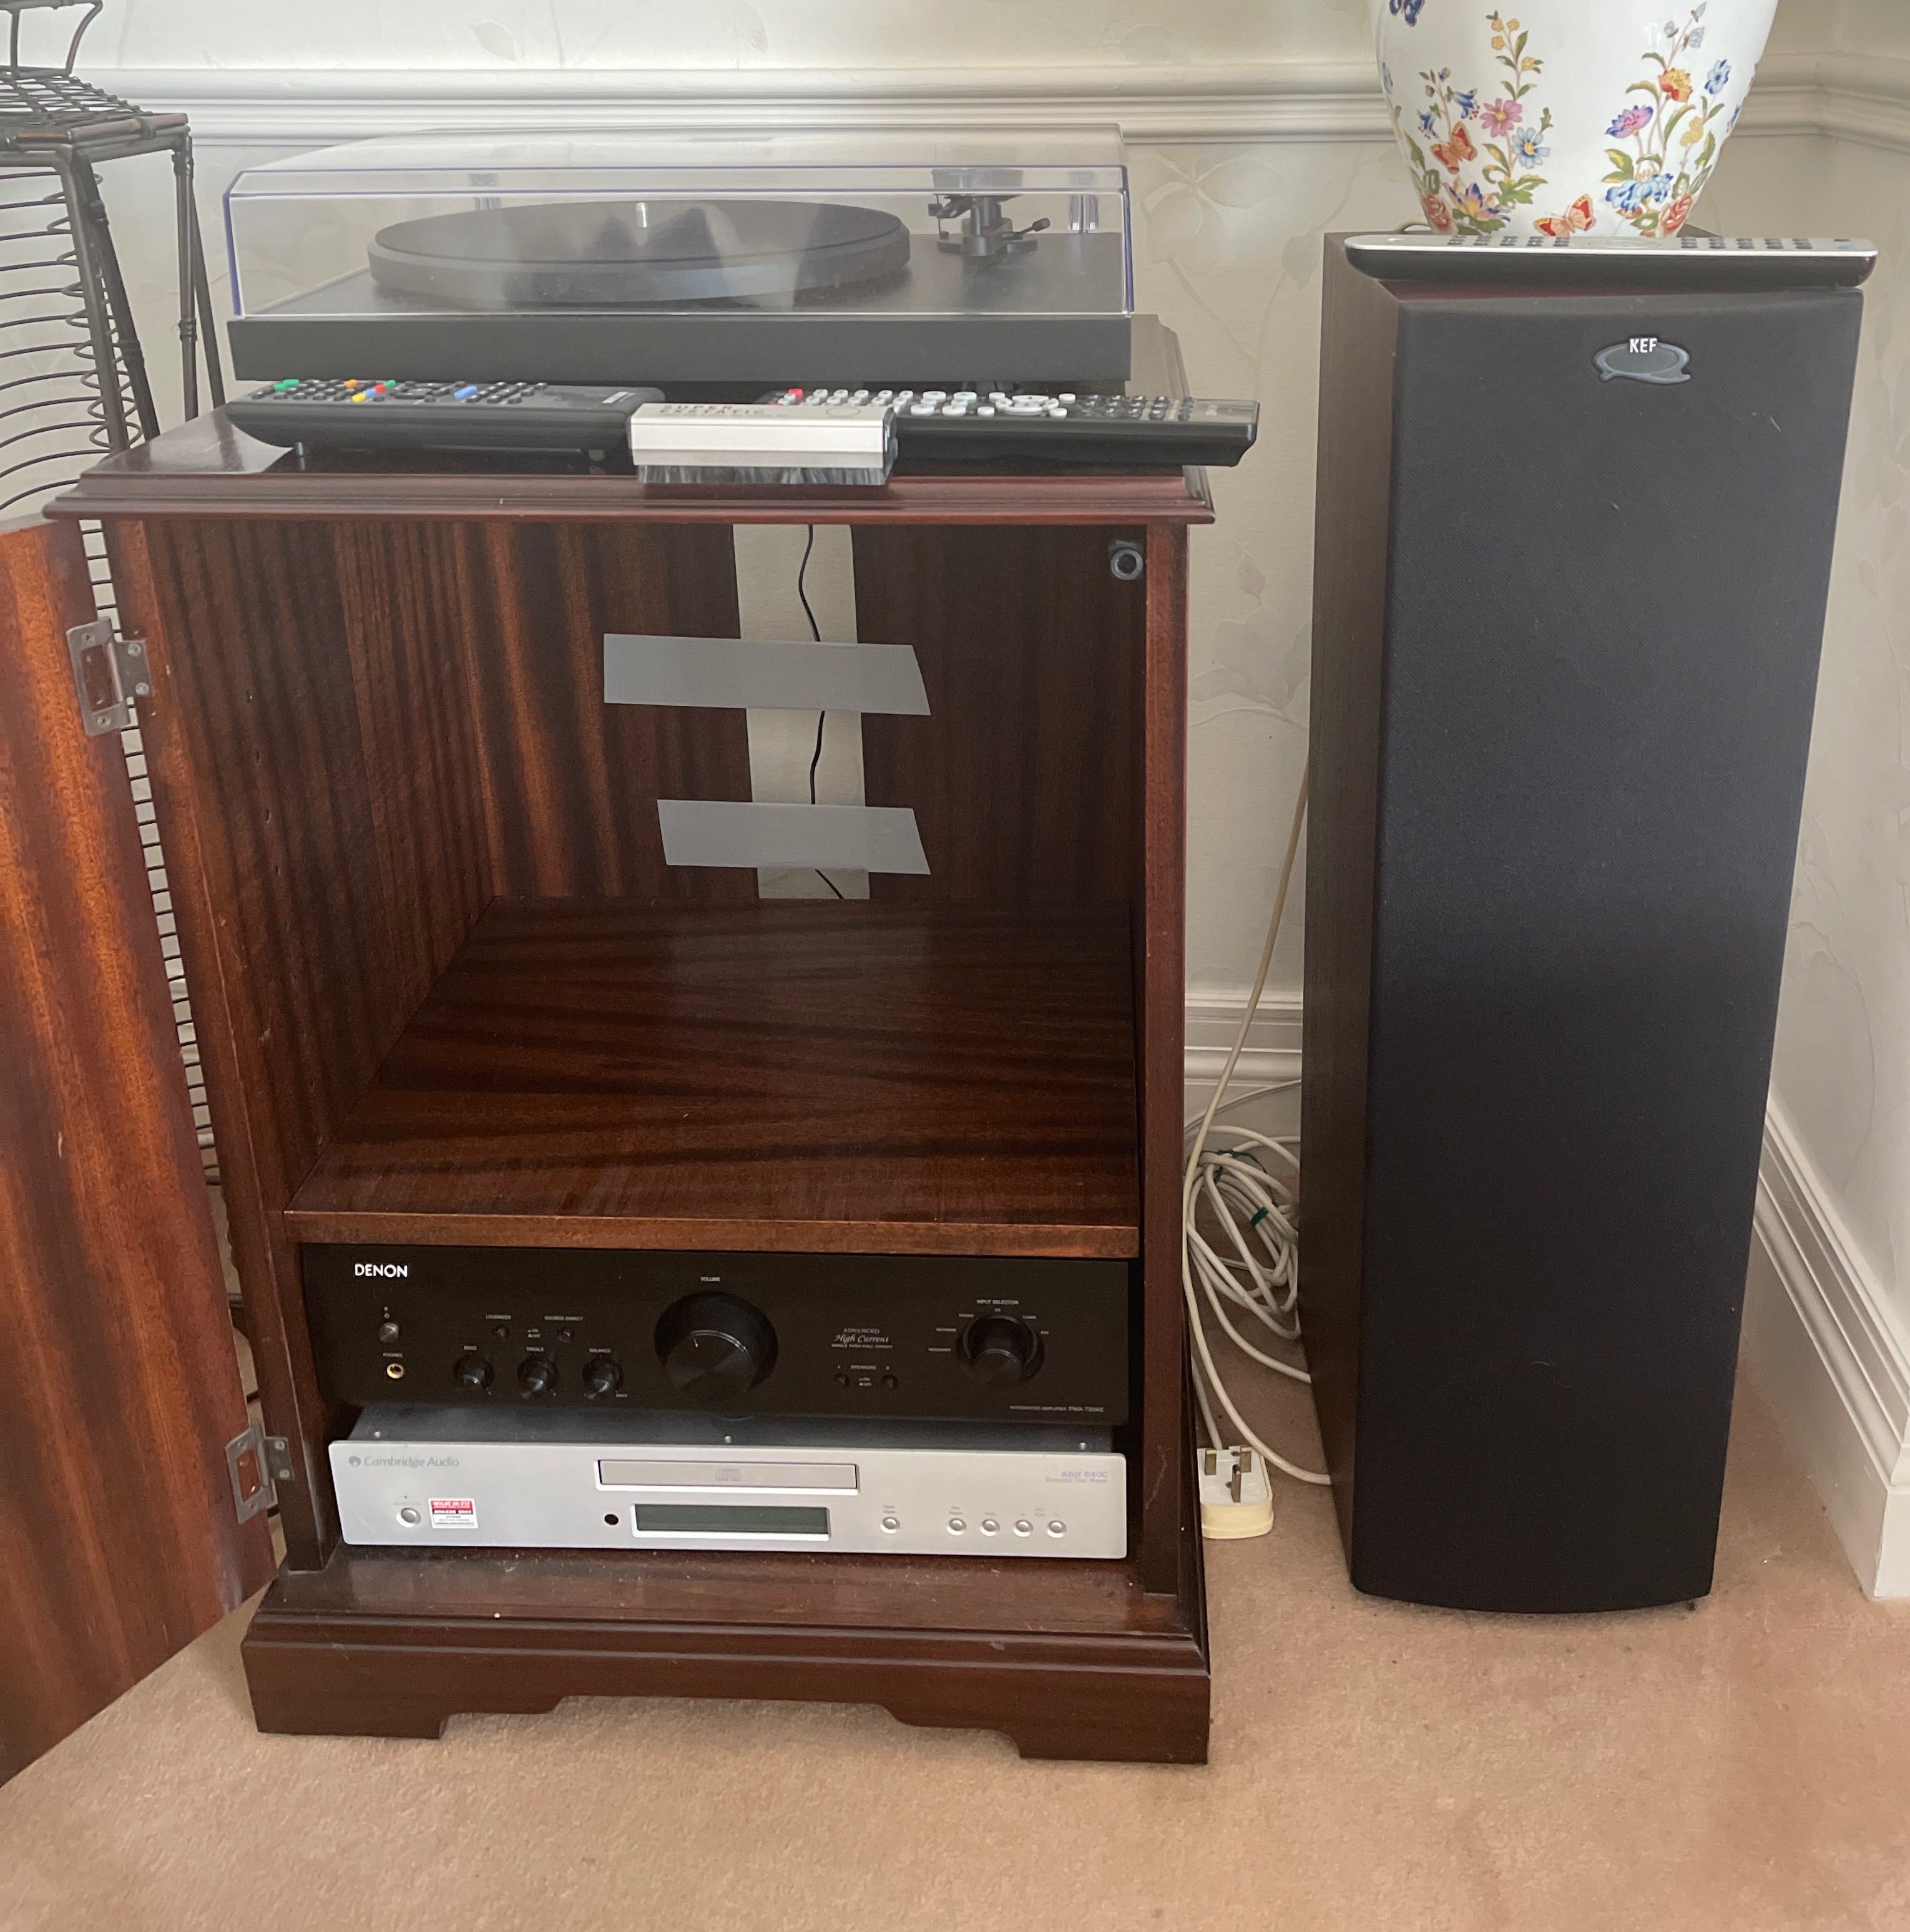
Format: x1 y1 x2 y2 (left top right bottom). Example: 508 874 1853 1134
1182 996 1910 1598
1745 1101 1910 1599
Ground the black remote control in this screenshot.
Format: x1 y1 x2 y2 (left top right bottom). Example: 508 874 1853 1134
760 386 1258 466
227 378 1259 468
225 378 662 453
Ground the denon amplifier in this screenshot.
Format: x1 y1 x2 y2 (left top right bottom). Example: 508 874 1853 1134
304 1244 1130 1425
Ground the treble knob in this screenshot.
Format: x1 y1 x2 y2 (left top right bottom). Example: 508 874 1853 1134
516 1355 557 1398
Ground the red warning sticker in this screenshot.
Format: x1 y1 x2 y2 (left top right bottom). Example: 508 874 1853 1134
428 1496 478 1530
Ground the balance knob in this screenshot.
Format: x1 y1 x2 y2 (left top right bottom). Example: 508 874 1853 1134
517 1355 557 1397
654 1292 777 1402
957 1315 1043 1388
583 1358 622 1399
452 1353 493 1392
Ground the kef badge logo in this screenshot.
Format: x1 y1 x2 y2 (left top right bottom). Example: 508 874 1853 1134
1595 336 1692 386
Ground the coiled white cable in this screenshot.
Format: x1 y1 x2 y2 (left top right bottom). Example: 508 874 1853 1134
1182 768 1330 1486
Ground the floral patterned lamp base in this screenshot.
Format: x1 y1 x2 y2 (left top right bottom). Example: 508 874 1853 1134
1376 1 1779 240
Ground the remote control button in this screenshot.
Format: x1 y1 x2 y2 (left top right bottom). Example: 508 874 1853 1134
975 405 995 416
1058 392 1076 402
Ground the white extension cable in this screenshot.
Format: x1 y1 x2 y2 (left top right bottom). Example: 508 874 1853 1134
1182 768 1331 1487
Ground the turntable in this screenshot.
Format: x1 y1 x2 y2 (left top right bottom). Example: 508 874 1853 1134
224 130 1136 388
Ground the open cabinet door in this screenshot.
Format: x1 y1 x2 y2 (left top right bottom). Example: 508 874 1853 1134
0 517 276 1785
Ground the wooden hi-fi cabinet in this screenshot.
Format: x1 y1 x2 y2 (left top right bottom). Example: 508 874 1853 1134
1 401 1212 1777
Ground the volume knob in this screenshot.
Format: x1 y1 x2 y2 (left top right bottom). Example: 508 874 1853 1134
654 1292 777 1403
956 1314 1043 1388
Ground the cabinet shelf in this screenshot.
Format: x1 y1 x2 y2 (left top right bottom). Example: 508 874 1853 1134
286 898 1140 1259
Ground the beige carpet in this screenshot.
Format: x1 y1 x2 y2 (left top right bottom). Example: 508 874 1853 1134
5 1370 1910 1932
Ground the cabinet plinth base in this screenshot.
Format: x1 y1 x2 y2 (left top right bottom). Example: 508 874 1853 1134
240 1518 1210 1765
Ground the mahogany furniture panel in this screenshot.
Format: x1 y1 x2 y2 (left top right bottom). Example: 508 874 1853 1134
853 523 1144 904
0 517 275 1784
288 899 1140 1256
56 414 1213 526
1135 521 1192 1596
243 1538 1209 1764
460 521 753 900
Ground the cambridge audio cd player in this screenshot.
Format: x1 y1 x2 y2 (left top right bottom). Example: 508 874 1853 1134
304 1244 1130 1425
331 1406 1127 1557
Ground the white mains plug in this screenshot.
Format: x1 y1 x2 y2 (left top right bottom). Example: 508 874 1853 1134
1198 1447 1274 1541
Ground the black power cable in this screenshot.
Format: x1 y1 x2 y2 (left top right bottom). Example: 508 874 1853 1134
796 523 844 899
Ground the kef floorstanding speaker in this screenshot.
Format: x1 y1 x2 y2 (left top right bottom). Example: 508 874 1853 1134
1301 236 1865 1612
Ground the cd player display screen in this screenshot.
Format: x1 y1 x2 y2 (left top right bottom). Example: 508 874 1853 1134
632 1503 830 1538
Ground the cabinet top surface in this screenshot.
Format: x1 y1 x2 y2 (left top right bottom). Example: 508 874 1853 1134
48 412 1215 526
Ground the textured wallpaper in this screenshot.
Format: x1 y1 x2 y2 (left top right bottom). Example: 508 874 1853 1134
85 0 1376 71
1708 132 1910 1312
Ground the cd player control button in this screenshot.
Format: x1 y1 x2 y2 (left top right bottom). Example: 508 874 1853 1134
582 1358 622 1398
399 1507 421 1526
980 1518 999 1536
1013 1519 1033 1536
881 1515 900 1534
948 1517 966 1535
377 1320 400 1343
1047 1521 1066 1538
956 1314 1044 1387
453 1353 493 1392
654 1292 778 1402
517 1354 557 1397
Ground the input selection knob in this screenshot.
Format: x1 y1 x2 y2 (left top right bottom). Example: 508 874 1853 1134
517 1354 557 1397
582 1357 623 1398
957 1314 1043 1388
654 1292 777 1402
453 1353 493 1392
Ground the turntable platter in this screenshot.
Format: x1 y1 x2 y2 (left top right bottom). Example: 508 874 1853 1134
367 199 913 309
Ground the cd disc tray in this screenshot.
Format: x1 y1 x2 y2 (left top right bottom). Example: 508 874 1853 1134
225 131 1136 386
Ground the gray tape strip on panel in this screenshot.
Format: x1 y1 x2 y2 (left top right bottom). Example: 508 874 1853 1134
605 634 928 715
657 801 930 875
